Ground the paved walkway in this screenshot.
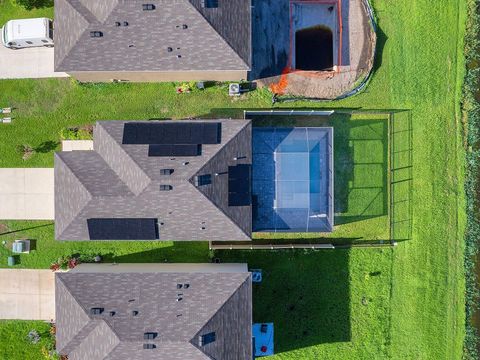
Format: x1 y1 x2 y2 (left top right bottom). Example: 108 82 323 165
0 269 55 320
0 45 68 79
0 168 54 220
62 140 94 151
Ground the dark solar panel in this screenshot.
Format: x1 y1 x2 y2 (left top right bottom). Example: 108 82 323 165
228 192 250 207
87 218 159 240
123 123 221 145
228 165 251 206
229 164 250 179
148 144 201 157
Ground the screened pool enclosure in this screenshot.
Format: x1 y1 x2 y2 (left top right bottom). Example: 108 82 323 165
252 127 334 232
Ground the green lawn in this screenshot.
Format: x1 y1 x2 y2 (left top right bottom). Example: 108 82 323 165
0 0 468 359
0 320 55 360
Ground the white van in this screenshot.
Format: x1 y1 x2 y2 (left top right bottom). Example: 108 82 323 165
1 18 53 49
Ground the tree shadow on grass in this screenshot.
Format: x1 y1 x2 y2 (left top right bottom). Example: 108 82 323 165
217 249 351 352
34 141 60 154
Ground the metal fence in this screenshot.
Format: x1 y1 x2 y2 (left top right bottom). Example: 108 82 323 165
389 111 413 242
209 110 413 251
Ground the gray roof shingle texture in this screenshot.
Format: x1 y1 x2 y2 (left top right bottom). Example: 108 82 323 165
55 270 252 360
54 0 252 72
54 120 252 241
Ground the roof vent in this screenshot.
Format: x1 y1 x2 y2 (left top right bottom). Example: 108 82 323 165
159 185 173 191
177 283 183 289
184 283 190 289
90 31 103 38
90 307 104 315
203 0 219 8
115 22 121 26
199 332 216 346
176 293 183 302
144 332 158 340
132 310 139 316
167 47 173 52
142 4 155 10
143 344 156 349
109 311 116 317
160 168 174 175
123 21 129 26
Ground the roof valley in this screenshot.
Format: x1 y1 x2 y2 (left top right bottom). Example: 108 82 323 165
186 0 250 68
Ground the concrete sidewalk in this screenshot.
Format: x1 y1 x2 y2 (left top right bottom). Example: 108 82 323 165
0 168 54 220
0 45 68 79
0 269 55 320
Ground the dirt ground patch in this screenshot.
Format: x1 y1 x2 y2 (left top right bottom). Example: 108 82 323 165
253 0 376 99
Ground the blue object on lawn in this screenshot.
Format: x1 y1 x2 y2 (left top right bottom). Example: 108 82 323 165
251 269 262 283
253 323 274 357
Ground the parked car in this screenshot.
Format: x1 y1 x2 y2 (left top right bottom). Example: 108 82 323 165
1 18 53 49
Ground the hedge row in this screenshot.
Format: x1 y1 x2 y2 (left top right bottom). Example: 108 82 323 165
463 1 480 359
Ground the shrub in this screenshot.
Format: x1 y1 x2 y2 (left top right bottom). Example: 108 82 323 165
15 0 53 10
27 330 40 344
15 144 35 161
59 125 94 140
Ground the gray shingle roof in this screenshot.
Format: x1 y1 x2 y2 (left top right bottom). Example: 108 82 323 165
55 267 252 360
54 0 251 72
54 120 252 241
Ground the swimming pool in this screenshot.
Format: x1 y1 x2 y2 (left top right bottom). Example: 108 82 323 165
252 127 334 232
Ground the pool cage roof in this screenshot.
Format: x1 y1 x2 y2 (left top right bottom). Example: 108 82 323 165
252 127 334 233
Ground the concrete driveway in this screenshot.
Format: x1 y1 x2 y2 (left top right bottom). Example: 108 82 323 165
0 45 68 79
0 269 55 320
0 168 54 220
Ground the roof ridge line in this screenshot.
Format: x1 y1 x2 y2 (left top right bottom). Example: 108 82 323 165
189 120 252 238
55 154 93 239
96 122 151 195
57 275 93 318
189 274 251 356
185 1 250 69
58 320 97 354
55 0 94 69
56 276 95 353
189 181 251 239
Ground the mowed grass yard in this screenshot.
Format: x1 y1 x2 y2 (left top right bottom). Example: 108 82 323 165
0 0 467 359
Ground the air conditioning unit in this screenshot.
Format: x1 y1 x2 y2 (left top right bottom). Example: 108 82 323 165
229 83 241 96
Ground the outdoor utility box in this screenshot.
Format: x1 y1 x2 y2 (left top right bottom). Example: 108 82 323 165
7 256 15 266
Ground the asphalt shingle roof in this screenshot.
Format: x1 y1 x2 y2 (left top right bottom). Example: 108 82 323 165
55 267 252 360
54 0 252 72
54 119 253 241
